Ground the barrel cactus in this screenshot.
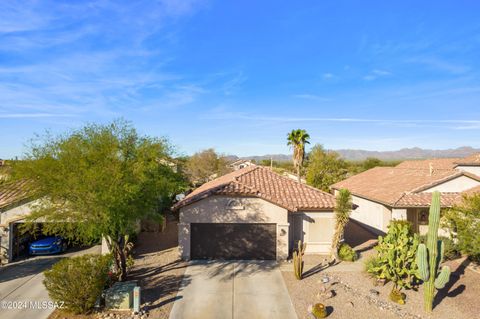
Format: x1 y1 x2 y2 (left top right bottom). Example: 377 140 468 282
309 303 327 318
416 191 451 313
293 240 307 280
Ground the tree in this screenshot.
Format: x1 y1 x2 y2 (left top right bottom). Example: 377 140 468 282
185 149 231 185
305 144 348 192
331 189 352 260
362 157 382 170
287 129 310 182
444 193 480 262
13 120 186 281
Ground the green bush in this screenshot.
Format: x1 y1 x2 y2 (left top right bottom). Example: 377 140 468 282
444 194 480 262
43 254 112 314
338 243 357 261
364 255 381 276
368 220 419 291
419 235 460 260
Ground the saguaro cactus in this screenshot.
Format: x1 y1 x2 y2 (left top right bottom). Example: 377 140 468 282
416 191 451 313
293 240 307 280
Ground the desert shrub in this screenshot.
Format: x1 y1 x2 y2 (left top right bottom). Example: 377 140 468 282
368 220 419 291
443 194 480 262
364 255 381 276
419 235 460 260
43 254 112 314
338 243 357 261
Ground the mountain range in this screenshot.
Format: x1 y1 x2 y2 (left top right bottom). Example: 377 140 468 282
230 146 480 162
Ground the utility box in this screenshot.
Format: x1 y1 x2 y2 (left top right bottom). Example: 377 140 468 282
105 281 138 310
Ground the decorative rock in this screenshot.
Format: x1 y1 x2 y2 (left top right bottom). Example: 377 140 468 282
369 289 380 296
321 276 329 283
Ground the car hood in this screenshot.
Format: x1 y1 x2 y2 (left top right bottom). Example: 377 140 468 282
31 237 61 246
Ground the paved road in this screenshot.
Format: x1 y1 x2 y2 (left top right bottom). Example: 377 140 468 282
0 246 101 319
169 260 297 319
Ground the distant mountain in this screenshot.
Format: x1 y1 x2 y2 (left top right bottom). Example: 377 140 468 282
235 146 480 162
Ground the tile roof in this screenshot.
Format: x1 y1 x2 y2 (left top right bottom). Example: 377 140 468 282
0 180 33 210
331 167 471 206
455 153 480 166
173 165 336 211
395 158 460 170
395 192 462 208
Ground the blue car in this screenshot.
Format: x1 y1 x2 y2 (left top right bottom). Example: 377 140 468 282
29 236 67 255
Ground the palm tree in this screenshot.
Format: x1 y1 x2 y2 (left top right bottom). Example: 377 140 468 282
287 129 310 182
331 189 353 260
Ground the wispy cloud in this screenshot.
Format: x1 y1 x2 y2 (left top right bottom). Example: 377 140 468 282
292 94 331 102
407 56 470 74
363 69 392 81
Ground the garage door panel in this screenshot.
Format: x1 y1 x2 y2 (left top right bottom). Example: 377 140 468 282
191 223 276 260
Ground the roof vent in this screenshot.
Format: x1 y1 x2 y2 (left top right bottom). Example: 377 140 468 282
429 163 434 176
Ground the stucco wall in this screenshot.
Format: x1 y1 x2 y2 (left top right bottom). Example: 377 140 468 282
0 200 35 264
178 195 289 260
301 211 335 254
456 165 480 176
348 195 391 234
422 175 480 192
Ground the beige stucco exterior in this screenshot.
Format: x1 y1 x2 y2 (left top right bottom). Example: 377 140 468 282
0 200 35 264
338 174 480 236
344 193 391 234
422 175 480 193
178 195 335 260
456 165 480 176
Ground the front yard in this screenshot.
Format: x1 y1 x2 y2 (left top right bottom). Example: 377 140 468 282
281 251 480 319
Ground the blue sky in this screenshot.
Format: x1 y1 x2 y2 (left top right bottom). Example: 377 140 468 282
1 1 480 158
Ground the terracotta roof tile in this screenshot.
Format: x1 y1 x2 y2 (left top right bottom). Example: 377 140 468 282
331 167 467 206
173 165 335 211
395 158 460 170
455 153 480 166
0 180 33 210
395 192 462 207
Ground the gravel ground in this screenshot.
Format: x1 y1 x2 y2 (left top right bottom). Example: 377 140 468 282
128 218 187 319
49 216 186 319
282 255 480 319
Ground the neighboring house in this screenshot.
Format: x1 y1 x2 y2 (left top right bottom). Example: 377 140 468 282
0 159 5 166
0 180 36 264
331 154 480 235
173 165 336 261
229 159 254 171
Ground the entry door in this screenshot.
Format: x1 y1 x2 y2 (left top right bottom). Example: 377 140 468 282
288 214 304 253
190 223 276 260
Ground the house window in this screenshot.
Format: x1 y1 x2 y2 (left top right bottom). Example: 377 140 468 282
419 210 428 225
226 199 244 210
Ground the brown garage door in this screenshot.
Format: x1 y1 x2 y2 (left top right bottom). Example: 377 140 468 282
190 223 276 260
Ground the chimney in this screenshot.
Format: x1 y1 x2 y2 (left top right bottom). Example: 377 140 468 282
429 162 434 176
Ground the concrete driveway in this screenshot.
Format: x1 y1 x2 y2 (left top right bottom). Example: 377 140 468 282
0 245 101 319
169 260 297 319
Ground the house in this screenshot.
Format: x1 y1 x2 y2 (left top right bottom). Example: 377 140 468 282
229 159 255 171
0 180 36 264
173 165 336 260
331 155 480 235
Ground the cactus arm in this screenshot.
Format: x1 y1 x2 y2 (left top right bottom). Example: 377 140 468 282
416 243 429 281
434 266 451 290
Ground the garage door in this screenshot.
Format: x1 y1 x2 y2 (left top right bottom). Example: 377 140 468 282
190 223 276 260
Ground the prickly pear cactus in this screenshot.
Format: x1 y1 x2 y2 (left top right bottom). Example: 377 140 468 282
416 191 451 313
293 240 307 280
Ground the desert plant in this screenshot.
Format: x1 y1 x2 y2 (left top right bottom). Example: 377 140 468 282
419 235 460 261
368 220 419 304
416 191 451 313
443 193 480 262
364 255 381 276
43 254 112 314
287 129 310 182
338 243 357 261
293 240 307 280
309 303 327 318
331 189 352 260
